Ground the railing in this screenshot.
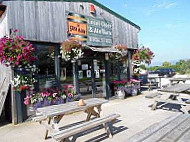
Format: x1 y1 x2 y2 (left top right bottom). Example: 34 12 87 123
0 64 12 117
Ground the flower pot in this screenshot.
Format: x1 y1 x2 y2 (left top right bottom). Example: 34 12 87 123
131 88 138 96
115 90 125 99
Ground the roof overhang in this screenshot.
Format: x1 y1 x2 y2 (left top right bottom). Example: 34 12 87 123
85 45 128 56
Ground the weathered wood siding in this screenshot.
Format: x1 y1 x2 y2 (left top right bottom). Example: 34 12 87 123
4 1 140 49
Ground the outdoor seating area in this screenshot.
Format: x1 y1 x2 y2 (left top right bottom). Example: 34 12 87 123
32 98 121 141
151 83 190 113
1 0 190 142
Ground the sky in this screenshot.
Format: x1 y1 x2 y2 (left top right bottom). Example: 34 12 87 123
97 0 190 65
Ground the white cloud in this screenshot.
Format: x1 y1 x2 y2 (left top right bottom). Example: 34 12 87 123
145 1 178 16
165 2 178 9
154 2 178 9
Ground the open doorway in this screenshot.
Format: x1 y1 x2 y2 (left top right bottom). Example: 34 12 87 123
78 58 106 99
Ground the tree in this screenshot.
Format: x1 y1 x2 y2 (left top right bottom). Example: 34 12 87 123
162 61 171 67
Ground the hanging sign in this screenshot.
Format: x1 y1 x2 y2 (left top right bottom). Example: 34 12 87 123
66 11 113 47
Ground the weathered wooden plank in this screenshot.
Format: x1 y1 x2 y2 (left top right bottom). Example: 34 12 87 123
159 84 190 93
126 113 182 142
3 1 139 48
177 127 190 142
142 114 189 142
36 98 108 117
52 113 120 141
159 116 190 142
37 101 108 118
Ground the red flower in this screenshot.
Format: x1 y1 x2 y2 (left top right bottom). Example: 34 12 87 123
20 85 26 91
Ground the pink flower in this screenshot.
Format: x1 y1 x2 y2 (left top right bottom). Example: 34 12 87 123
13 29 18 33
24 99 30 105
68 93 71 97
41 92 46 98
53 93 57 98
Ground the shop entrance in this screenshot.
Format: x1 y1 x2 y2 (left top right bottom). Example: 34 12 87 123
77 58 106 99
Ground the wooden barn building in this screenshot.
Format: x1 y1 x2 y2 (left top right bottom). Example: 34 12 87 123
0 0 140 124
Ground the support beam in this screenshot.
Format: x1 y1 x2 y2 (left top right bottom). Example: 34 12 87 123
127 51 132 81
91 59 96 98
105 58 110 99
73 61 79 94
54 45 60 88
117 60 121 81
11 69 17 125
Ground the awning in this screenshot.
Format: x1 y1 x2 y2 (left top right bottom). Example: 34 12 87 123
85 45 128 56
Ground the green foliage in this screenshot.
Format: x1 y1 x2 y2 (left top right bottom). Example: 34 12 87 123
162 61 171 67
140 64 146 70
147 59 190 75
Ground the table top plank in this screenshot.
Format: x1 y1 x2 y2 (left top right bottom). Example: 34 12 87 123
159 84 190 93
159 116 190 142
142 114 189 142
177 126 190 142
36 98 108 118
170 78 190 81
126 113 182 142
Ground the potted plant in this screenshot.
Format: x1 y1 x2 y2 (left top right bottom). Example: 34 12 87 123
24 87 67 109
129 79 140 96
112 80 128 99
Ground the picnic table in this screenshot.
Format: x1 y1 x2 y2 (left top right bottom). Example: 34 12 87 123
170 77 190 85
152 84 190 113
33 98 108 140
126 113 190 142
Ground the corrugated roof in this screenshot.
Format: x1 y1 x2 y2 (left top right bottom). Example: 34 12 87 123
2 0 140 30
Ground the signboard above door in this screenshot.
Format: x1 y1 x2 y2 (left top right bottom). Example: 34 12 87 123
66 11 113 47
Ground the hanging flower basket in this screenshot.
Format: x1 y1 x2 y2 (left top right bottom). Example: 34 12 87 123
0 29 37 92
60 40 84 62
132 46 154 65
109 44 127 60
0 29 36 67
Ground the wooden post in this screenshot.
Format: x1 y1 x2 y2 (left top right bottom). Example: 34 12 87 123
117 60 121 81
91 59 96 98
73 61 79 93
105 58 110 99
11 69 17 125
54 45 60 88
127 51 132 81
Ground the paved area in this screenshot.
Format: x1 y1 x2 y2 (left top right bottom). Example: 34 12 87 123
0 90 181 142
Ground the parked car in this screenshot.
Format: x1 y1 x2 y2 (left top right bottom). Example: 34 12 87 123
156 68 176 77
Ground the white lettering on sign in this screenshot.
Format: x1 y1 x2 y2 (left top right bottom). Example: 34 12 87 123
88 27 112 36
89 36 112 44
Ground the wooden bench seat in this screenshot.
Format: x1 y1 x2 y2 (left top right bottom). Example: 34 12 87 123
52 113 120 142
126 113 190 142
